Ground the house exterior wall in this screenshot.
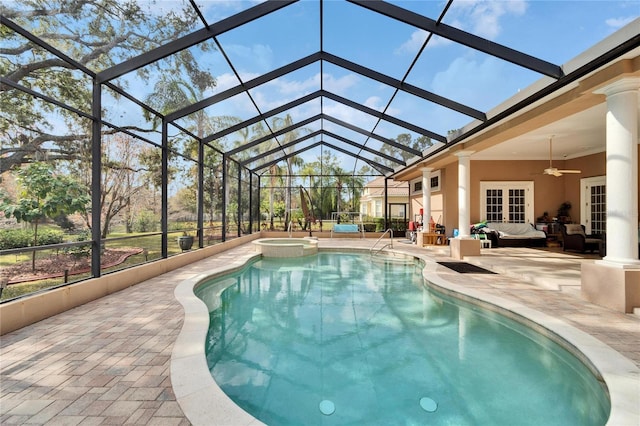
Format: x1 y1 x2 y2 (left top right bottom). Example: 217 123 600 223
410 194 444 225
360 195 408 218
411 152 640 237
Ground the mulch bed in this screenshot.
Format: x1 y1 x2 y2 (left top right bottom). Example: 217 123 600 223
3 248 144 284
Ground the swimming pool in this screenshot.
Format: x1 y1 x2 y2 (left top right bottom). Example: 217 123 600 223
195 252 610 425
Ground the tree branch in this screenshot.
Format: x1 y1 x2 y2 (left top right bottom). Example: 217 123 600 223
4 58 77 85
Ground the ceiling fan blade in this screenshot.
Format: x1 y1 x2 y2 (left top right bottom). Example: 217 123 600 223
543 137 579 176
557 170 581 174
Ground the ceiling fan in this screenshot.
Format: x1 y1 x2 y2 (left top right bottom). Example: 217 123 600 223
543 136 581 177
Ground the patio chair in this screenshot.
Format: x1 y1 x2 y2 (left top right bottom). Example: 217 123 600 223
561 224 601 254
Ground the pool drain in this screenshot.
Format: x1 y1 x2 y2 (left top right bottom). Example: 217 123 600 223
419 397 437 413
319 400 335 415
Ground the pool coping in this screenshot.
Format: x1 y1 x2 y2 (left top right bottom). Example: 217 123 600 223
252 237 319 257
171 248 640 426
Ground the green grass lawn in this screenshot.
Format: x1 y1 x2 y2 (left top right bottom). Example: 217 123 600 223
1 227 221 301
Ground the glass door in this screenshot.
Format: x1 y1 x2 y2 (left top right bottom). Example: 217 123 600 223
581 176 606 235
480 182 534 223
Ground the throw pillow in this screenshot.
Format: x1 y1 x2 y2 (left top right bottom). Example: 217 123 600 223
564 224 586 236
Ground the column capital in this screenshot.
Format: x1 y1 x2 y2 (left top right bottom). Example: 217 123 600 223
454 150 475 158
420 167 434 174
594 77 640 97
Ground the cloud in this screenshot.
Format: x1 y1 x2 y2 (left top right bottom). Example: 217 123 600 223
271 73 320 95
322 72 360 94
396 30 429 55
324 101 377 130
398 0 528 52
363 96 401 117
605 16 636 29
364 96 384 110
450 0 527 39
208 72 243 93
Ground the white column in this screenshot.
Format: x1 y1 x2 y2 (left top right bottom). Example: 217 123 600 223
595 78 640 266
421 167 433 228
455 151 474 238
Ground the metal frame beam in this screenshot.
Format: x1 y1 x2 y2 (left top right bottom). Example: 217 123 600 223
322 52 486 122
226 112 420 161
226 114 321 156
240 128 404 170
252 140 394 174
321 141 395 174
349 0 563 79
169 52 321 123
182 51 477 144
321 91 444 142
203 89 441 146
97 0 297 83
240 130 323 166
225 111 420 162
322 131 404 166
322 115 421 156
203 91 320 144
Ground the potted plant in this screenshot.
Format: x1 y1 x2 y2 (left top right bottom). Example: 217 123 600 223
178 232 194 251
557 202 572 223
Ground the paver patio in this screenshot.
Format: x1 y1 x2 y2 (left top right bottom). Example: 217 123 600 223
1 239 638 424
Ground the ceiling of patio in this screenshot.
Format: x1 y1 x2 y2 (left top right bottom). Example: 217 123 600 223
6 0 638 178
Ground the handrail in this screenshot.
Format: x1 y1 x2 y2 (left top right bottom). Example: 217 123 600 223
370 228 394 256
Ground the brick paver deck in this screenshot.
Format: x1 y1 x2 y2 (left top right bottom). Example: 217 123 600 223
1 239 638 424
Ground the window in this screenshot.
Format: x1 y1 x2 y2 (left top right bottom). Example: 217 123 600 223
375 200 382 218
480 181 534 223
411 170 441 194
430 171 441 192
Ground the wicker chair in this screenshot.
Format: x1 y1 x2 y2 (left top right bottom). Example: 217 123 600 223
561 224 601 253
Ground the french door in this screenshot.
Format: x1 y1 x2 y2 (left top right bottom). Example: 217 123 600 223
581 176 606 235
480 181 534 223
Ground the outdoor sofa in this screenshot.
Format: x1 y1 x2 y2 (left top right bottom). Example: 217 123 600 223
479 222 547 248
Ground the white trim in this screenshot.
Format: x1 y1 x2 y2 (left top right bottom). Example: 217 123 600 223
480 181 535 223
411 170 441 195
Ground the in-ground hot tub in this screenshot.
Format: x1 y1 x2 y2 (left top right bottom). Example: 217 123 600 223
253 237 318 257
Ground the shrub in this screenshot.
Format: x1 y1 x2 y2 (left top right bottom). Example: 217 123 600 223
0 229 32 249
390 218 407 232
363 223 376 232
133 210 159 233
64 230 91 258
37 229 65 245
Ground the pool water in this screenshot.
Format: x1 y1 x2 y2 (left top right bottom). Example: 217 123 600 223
196 253 609 425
